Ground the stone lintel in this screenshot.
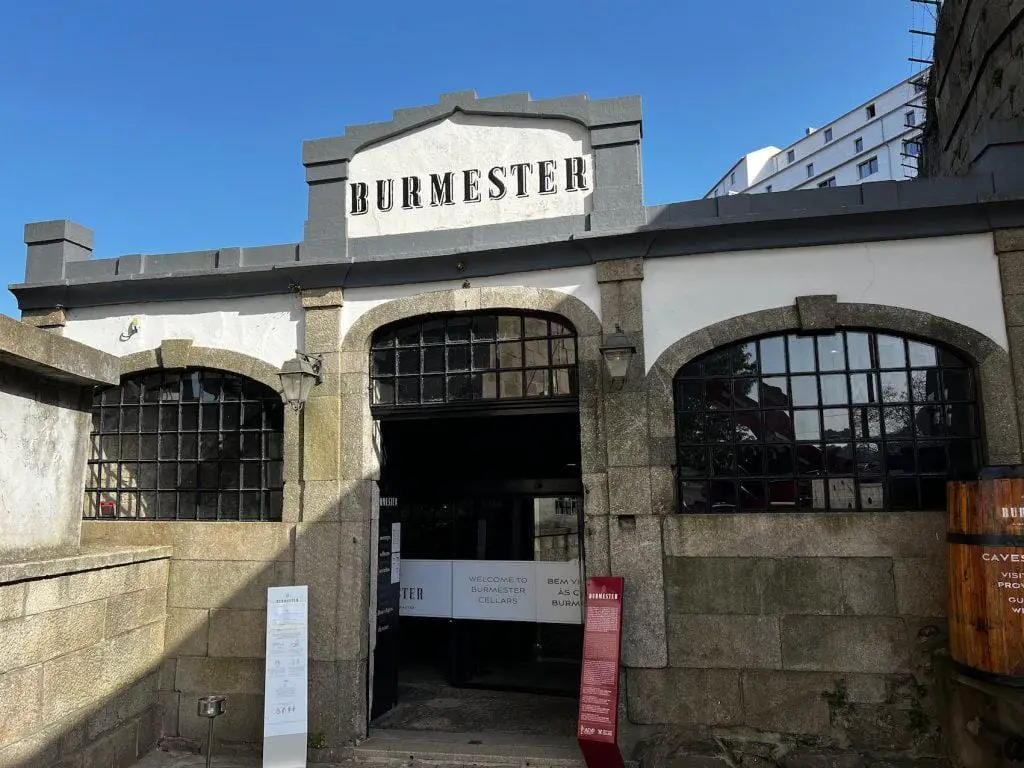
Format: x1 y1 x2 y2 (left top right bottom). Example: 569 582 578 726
301 287 344 309
596 257 644 283
795 295 838 331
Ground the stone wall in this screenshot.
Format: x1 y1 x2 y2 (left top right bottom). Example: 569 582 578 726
0 546 170 768
628 513 947 756
922 0 1024 176
81 521 295 752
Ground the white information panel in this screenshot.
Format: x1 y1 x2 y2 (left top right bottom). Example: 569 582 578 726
263 586 308 768
390 523 401 584
399 560 581 624
399 559 453 618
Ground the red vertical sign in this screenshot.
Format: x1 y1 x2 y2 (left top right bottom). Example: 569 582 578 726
577 576 624 768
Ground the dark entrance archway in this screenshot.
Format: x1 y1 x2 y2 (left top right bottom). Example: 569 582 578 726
368 311 585 731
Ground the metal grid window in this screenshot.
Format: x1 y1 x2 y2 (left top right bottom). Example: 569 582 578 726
85 370 285 521
370 312 578 410
673 331 980 513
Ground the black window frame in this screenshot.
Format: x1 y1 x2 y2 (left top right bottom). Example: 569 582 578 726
370 311 579 419
85 369 285 521
672 330 981 514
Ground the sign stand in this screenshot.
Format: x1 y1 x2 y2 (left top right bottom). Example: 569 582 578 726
577 576 625 768
263 585 309 768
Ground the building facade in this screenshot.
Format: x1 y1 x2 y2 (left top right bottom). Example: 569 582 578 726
9 89 1024 766
706 73 928 197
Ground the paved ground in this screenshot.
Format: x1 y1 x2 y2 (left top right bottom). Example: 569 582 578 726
131 751 257 768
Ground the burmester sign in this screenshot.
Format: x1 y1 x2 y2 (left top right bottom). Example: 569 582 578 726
346 112 593 238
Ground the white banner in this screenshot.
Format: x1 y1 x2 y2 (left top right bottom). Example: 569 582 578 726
399 559 581 624
263 586 308 768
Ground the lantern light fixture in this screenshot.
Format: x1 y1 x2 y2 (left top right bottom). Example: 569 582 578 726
599 324 636 385
279 351 324 411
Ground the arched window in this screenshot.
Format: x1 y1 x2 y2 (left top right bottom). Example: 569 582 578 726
370 312 578 411
85 370 285 521
673 331 980 513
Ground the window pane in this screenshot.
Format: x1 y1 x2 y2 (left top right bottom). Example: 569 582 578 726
733 379 759 407
476 372 498 399
794 410 821 441
471 344 495 370
943 369 972 401
499 371 523 398
762 377 790 406
877 335 906 368
497 342 522 368
760 337 786 374
397 349 420 375
471 315 497 341
447 375 473 401
788 336 815 373
447 345 470 372
908 341 938 367
396 325 419 346
823 409 851 440
422 376 444 403
706 380 731 410
678 447 708 476
396 378 420 405
677 380 704 411
422 319 445 344
817 334 845 371
850 373 880 404
552 369 574 396
851 407 882 438
881 372 910 403
790 376 819 407
447 317 471 342
821 375 848 406
847 333 872 369
524 317 548 338
423 346 445 374
498 316 521 340
524 370 550 397
524 340 549 367
552 338 576 366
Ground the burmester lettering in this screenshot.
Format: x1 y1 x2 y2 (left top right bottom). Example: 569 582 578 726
349 157 588 216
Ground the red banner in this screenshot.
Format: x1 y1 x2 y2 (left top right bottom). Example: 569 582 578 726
577 576 624 768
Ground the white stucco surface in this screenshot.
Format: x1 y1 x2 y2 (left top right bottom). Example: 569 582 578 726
0 388 85 554
347 112 593 238
340 266 601 343
643 233 1007 371
64 294 304 368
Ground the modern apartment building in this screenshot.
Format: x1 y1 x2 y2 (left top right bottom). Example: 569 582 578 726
706 71 928 197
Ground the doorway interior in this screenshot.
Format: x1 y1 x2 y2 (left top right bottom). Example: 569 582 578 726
371 410 584 734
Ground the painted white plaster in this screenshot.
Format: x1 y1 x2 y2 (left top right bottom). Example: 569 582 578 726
347 112 593 238
643 233 1007 371
64 294 303 368
340 265 601 343
0 388 84 554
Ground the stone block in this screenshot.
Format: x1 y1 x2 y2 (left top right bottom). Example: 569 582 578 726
159 658 177 690
336 521 370 661
0 584 24 621
304 307 342 353
650 466 675 515
582 474 608 517
208 609 267 658
583 514 610 578
137 705 160 757
626 667 741 726
157 339 193 369
839 558 896 615
663 512 945 558
101 622 164 690
596 257 644 283
175 657 264 694
668 614 781 669
168 559 292 609
0 666 42 748
84 671 158 740
294 522 340 659
24 566 127 615
105 587 165 637
665 557 762 615
79 718 138 768
301 480 342 522
177 691 263 744
159 689 180 737
795 295 838 331
604 391 650 468
303 396 341 481
781 616 908 673
41 643 105 721
610 515 667 667
168 523 293 562
608 466 652 517
894 557 946 616
0 601 105 673
301 287 344 308
1003 293 1024 326
845 673 888 704
133 559 170 590
0 730 60 768
995 228 1024 253
165 608 209 657
740 670 837 735
761 559 845 615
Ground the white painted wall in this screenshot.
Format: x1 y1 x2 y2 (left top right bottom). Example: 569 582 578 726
347 112 593 238
64 294 303 368
341 265 600 343
0 386 87 554
643 233 1006 371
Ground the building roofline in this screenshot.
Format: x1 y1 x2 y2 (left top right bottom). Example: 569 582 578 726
10 172 1021 311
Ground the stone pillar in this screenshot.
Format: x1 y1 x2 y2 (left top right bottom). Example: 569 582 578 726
597 258 667 670
996 228 1024 461
20 307 67 335
290 287 367 743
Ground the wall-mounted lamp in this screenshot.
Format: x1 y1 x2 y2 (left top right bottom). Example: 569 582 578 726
279 351 324 411
599 325 636 386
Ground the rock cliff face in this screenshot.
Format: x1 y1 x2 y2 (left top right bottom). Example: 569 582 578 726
921 0 1024 177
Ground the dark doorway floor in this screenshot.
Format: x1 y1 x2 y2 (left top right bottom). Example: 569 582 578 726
370 680 578 736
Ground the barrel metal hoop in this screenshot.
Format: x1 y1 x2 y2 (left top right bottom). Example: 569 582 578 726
951 659 1024 688
946 532 1024 546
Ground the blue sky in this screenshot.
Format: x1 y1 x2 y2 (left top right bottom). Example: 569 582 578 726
0 1 926 318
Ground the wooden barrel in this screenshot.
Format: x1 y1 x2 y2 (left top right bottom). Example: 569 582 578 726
948 467 1024 684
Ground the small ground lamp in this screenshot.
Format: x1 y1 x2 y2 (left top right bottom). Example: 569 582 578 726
599 325 637 387
197 695 226 768
279 351 324 411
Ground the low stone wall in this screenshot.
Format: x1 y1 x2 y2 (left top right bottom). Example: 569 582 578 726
628 512 947 757
82 521 296 751
0 545 170 768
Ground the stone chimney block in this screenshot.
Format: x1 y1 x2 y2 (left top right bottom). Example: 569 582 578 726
23 220 94 284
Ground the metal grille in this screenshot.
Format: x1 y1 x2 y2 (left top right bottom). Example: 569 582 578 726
370 312 578 411
673 331 981 513
84 370 284 521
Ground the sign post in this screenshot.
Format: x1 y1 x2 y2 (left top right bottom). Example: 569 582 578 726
577 576 624 768
263 585 308 768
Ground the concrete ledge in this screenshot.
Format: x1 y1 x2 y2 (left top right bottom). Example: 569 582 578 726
0 544 173 584
0 313 119 385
